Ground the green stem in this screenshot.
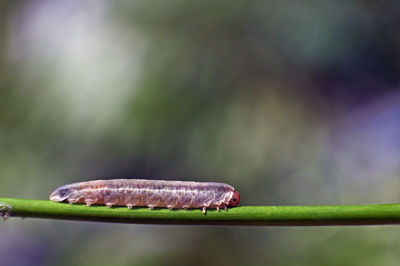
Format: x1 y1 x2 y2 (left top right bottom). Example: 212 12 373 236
2 197 400 226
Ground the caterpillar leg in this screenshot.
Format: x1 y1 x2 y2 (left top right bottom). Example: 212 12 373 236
67 198 81 204
85 199 97 206
202 207 207 214
66 194 83 204
216 207 220 212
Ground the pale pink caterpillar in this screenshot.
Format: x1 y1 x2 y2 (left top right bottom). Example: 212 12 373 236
49 179 240 213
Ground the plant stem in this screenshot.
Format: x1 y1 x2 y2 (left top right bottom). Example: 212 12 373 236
2 197 400 226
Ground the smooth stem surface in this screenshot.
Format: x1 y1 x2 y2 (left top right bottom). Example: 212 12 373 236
2 197 400 226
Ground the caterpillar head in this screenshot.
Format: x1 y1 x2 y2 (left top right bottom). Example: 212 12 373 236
228 190 240 207
49 186 73 202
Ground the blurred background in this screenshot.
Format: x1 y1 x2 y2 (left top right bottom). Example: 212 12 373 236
1 0 400 265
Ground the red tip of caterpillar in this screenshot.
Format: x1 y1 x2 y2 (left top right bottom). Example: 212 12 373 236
228 190 240 207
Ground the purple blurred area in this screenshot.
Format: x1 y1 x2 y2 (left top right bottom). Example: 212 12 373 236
1 0 400 265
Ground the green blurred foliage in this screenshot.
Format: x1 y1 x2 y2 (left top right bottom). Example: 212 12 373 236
1 0 400 265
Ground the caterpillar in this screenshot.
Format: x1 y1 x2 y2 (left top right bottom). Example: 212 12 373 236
49 179 240 213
